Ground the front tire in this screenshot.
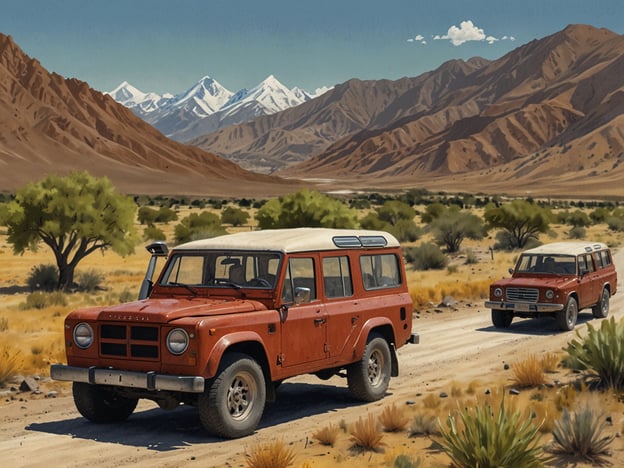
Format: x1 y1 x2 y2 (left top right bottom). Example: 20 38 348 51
557 297 578 331
347 334 391 402
72 382 138 423
592 287 610 319
198 353 266 438
491 309 513 328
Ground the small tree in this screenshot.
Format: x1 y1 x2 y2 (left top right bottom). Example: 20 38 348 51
256 190 358 229
0 172 138 290
429 207 486 253
484 200 552 249
174 211 226 244
221 206 250 226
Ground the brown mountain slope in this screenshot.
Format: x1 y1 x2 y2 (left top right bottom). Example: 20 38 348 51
279 25 624 196
0 34 294 197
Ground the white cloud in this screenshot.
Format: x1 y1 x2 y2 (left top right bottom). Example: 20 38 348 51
414 34 424 41
486 36 498 44
440 20 485 46
407 33 427 44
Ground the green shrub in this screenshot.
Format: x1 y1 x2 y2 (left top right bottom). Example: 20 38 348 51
404 243 448 270
27 264 59 291
118 288 136 303
143 225 166 241
439 397 546 468
563 316 624 390
77 269 104 292
20 291 68 309
550 404 613 464
568 226 586 239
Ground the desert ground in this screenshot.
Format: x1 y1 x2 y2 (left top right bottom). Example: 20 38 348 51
1 247 623 467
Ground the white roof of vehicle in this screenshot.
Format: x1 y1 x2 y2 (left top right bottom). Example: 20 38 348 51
175 228 400 253
523 241 609 256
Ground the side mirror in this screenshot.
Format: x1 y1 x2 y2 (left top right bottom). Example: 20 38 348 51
508 267 514 275
138 242 169 300
294 287 311 305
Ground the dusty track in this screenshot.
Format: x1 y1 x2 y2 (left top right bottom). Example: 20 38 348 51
3 251 624 467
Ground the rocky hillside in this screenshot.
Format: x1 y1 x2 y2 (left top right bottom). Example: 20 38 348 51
195 25 624 196
0 34 293 197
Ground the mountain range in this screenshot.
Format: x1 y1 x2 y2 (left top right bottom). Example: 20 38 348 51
1 24 623 198
0 33 295 196
107 76 330 143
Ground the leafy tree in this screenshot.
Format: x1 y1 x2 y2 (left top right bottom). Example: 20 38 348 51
484 200 552 249
155 206 178 223
360 200 420 242
174 211 226 244
143 226 166 241
137 206 159 225
221 206 250 226
429 209 486 253
420 202 447 223
256 190 358 229
589 207 612 224
0 171 138 290
376 200 416 225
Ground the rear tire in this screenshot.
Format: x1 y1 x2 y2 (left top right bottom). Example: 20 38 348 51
491 309 513 328
72 382 138 423
198 353 266 438
347 334 391 402
557 297 578 331
592 287 609 319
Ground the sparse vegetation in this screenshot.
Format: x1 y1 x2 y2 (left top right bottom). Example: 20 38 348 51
349 413 386 452
20 291 68 309
312 423 341 447
439 397 546 468
244 439 296 468
379 403 410 432
404 242 448 270
512 354 547 387
550 403 614 464
0 343 22 386
27 264 59 291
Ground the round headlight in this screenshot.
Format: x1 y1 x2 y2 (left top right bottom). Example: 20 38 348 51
73 323 94 349
167 328 189 355
545 290 554 300
494 287 503 298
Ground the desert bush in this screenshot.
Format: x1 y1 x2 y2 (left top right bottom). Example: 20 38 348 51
529 399 559 433
245 439 295 468
312 424 340 447
568 226 586 239
118 288 135 303
408 411 439 436
541 352 560 373
391 453 422 468
464 249 479 264
421 393 442 409
439 397 546 468
143 225 166 241
20 291 68 310
27 264 59 291
550 403 613 464
349 413 385 452
404 243 448 270
77 269 104 292
379 403 410 432
387 219 421 243
512 354 546 387
564 316 624 390
0 344 22 387
554 384 578 412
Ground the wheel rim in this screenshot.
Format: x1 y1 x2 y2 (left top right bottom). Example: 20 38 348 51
567 300 578 327
226 371 257 421
367 349 385 387
601 290 609 315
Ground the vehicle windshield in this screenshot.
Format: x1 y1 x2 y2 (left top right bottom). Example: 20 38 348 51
515 254 576 275
159 251 282 289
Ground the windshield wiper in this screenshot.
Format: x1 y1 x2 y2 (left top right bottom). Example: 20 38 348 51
169 282 199 296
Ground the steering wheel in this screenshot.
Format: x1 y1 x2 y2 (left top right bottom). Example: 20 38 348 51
247 277 272 287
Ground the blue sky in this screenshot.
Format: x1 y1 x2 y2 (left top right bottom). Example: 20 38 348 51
2 0 622 95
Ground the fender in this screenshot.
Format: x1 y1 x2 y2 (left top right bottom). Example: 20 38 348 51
351 316 395 360
203 331 269 378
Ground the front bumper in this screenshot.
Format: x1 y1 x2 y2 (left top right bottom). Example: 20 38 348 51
484 301 564 313
50 364 205 393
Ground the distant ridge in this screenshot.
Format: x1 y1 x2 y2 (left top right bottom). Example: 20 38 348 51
0 33 295 196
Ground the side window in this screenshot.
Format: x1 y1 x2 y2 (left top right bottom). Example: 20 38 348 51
282 257 316 302
323 256 353 298
600 250 612 268
360 254 401 290
585 254 595 273
595 252 605 269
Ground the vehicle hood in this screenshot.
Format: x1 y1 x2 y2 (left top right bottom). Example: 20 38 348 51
492 275 577 289
88 298 268 323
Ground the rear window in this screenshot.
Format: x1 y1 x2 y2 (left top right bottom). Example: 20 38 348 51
360 254 401 290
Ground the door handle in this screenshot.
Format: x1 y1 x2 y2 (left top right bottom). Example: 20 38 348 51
314 318 326 325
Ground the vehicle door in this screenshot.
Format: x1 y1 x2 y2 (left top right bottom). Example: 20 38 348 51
279 254 329 367
577 253 599 309
321 255 359 359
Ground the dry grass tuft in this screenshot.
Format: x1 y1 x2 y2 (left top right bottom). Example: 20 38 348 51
422 393 441 409
541 352 561 373
379 403 410 432
245 439 296 468
408 410 440 436
349 413 386 452
0 343 23 386
312 423 341 447
512 354 546 387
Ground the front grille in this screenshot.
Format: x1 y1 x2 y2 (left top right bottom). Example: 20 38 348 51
506 287 539 303
99 324 159 359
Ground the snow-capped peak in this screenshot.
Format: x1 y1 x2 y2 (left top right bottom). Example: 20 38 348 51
105 82 171 113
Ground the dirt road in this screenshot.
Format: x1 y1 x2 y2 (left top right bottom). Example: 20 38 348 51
3 251 624 467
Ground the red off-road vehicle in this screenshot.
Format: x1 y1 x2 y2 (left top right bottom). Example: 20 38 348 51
485 242 617 331
51 228 417 438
